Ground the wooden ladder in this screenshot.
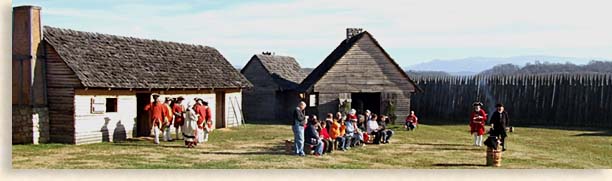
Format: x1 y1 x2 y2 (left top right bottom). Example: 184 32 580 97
229 96 246 128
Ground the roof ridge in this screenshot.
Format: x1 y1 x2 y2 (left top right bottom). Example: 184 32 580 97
297 31 422 92
297 32 366 91
42 25 252 89
43 25 212 50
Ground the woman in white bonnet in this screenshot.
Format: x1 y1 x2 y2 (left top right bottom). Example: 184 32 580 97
182 100 198 148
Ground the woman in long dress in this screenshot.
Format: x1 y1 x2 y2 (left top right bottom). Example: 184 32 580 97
470 102 487 146
182 100 198 148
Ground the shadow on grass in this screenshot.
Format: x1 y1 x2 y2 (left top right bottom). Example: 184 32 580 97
200 151 286 155
433 163 487 167
110 138 189 148
509 124 611 132
573 130 612 137
413 143 482 151
245 121 290 125
201 144 288 156
414 119 466 125
437 147 482 151
111 142 187 148
415 143 467 147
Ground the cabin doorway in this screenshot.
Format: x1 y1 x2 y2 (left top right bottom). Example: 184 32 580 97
136 93 152 137
215 92 226 128
351 92 381 115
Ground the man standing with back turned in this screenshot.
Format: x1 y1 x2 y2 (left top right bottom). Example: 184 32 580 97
144 93 168 145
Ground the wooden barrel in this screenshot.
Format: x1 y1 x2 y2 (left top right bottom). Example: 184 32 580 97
486 147 502 167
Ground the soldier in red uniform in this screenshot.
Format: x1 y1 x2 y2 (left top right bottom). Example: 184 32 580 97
194 98 209 143
143 93 168 144
470 102 487 146
172 96 185 140
201 100 213 142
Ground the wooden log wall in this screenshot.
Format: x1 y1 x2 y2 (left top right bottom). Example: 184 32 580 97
45 43 80 143
410 73 612 128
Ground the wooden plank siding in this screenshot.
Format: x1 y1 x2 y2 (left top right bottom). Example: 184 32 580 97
311 34 416 122
74 94 136 144
275 90 301 123
241 59 279 122
72 88 242 144
45 43 79 143
225 91 243 127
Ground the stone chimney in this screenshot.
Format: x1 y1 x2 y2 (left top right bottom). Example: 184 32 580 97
12 5 49 144
346 28 363 40
13 5 43 106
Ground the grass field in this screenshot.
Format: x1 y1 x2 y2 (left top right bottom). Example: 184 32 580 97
12 124 612 169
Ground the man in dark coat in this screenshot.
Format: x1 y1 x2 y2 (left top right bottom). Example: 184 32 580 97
304 116 324 156
292 101 307 156
489 103 510 151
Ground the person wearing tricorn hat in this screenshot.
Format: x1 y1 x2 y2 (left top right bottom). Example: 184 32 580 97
172 96 185 140
194 98 206 144
489 103 510 151
469 102 487 146
193 98 213 144
201 100 213 142
144 93 168 144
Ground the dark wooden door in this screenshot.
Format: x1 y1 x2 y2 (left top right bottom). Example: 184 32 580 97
136 93 152 136
215 92 226 128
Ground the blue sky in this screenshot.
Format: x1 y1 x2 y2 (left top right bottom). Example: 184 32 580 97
12 0 612 68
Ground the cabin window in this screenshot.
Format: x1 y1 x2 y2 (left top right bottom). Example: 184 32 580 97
309 94 317 107
106 98 118 113
91 97 106 114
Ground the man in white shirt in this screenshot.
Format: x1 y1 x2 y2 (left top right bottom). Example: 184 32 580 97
366 114 383 144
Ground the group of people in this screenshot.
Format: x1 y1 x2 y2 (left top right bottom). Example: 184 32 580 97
143 93 213 147
469 102 510 151
144 92 509 153
290 98 510 157
292 102 395 157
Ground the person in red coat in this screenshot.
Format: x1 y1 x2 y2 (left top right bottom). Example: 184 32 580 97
194 98 213 143
202 100 213 142
194 98 206 143
405 111 418 131
172 96 185 140
143 93 168 144
319 121 333 154
470 102 487 146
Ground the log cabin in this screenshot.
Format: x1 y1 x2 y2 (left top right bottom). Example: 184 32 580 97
12 6 252 144
240 53 308 123
298 28 422 123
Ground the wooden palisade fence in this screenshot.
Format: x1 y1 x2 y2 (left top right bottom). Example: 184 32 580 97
410 73 612 128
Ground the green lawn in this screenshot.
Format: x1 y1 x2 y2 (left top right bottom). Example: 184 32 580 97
12 124 612 169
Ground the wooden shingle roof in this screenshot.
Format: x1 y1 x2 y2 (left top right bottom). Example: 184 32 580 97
242 54 308 90
298 31 422 93
43 26 252 89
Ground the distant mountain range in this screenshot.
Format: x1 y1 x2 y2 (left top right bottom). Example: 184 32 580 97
404 55 610 75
